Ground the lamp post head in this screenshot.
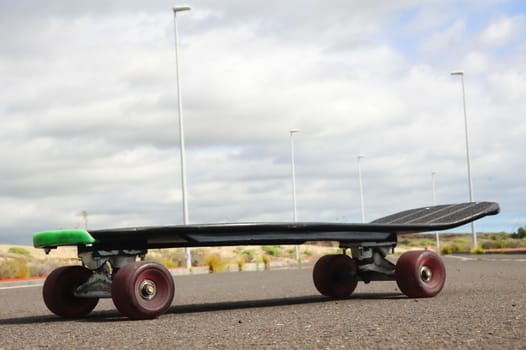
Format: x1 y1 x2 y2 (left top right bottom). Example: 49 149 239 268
173 6 191 13
357 154 365 160
290 129 300 135
450 70 464 76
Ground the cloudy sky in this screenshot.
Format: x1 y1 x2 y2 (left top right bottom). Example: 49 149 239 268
1 0 525 244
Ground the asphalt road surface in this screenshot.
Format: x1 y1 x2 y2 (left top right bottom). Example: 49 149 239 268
1 254 525 349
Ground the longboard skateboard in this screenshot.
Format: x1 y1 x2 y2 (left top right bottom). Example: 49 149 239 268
34 201 499 320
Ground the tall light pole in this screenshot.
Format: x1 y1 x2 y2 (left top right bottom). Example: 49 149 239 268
431 171 439 254
173 5 192 270
289 129 301 266
450 70 476 248
357 155 365 223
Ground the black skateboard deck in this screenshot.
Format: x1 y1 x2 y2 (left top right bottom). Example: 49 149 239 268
70 201 499 250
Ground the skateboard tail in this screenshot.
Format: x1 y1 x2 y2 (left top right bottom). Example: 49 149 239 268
33 229 95 249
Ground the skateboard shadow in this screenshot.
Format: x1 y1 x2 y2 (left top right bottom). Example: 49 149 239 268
167 292 403 316
0 292 403 325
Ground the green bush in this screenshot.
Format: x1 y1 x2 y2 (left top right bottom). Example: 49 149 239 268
241 248 256 262
453 238 469 245
441 245 452 255
450 244 463 253
471 246 485 255
262 245 282 256
511 227 526 239
420 239 436 247
7 247 32 257
440 243 469 254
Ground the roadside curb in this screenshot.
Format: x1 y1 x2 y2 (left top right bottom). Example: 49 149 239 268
0 276 45 287
483 247 526 254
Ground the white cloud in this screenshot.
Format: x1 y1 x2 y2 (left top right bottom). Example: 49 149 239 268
478 15 523 47
423 19 466 53
0 0 524 244
461 51 490 74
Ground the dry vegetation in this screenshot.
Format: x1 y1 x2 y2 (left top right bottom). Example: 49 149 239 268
0 245 78 279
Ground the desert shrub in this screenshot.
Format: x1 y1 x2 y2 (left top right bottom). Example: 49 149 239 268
490 240 506 249
146 249 185 269
204 254 225 273
262 245 282 256
0 258 30 279
491 232 511 240
147 255 178 269
441 245 452 255
262 254 271 270
471 246 485 255
405 239 435 248
236 257 245 272
506 240 521 248
240 248 256 262
450 244 461 253
420 239 436 247
440 243 470 255
453 238 469 245
8 247 32 257
481 241 494 250
479 238 526 250
449 242 470 253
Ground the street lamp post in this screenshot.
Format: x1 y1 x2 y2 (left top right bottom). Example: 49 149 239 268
357 155 365 223
173 5 192 270
431 171 440 254
450 70 476 248
289 129 300 266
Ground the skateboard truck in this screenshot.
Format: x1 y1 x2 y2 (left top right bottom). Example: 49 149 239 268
345 243 397 283
78 249 147 270
73 249 147 299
